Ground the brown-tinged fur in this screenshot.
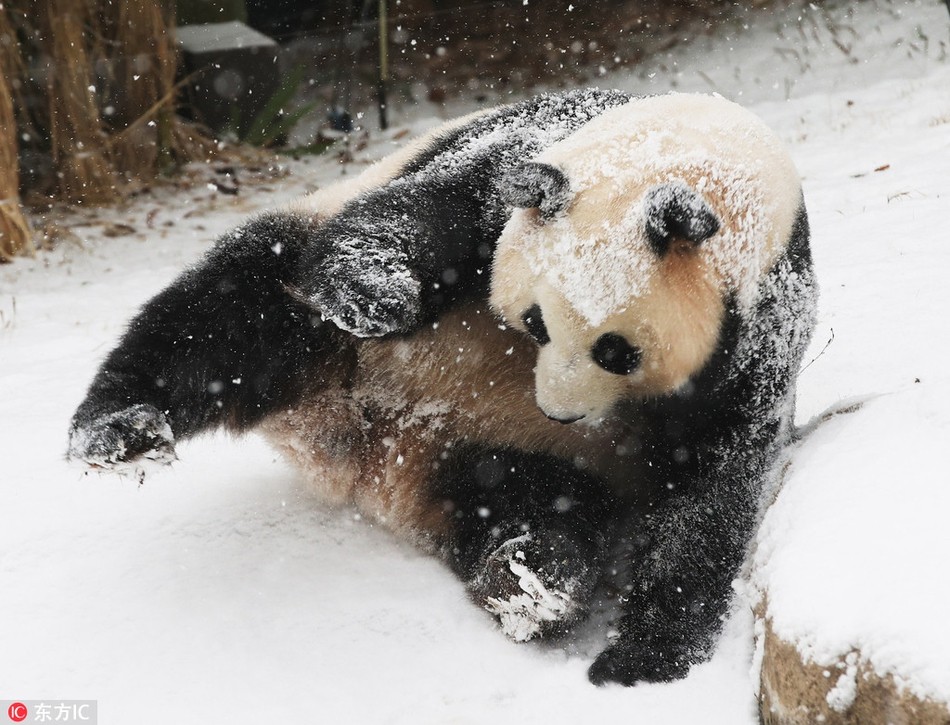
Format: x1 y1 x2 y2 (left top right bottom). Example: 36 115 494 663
261 302 641 549
758 615 950 725
264 101 656 549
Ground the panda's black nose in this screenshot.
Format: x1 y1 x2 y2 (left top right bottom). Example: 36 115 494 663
545 412 585 424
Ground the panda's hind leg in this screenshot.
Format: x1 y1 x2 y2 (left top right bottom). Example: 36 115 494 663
433 444 615 641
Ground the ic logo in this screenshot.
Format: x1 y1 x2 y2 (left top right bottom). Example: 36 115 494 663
7 702 28 722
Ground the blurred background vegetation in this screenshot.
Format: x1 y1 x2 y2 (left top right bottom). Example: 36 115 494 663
0 0 772 261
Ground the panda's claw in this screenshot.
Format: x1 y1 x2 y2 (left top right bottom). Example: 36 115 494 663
471 533 592 641
300 240 422 338
311 286 421 337
67 403 176 472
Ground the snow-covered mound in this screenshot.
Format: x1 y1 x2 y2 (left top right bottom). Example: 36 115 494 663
754 386 950 722
749 35 950 714
2 1 950 722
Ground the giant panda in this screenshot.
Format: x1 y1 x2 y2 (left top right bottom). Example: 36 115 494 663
67 91 817 687
297 92 818 684
67 88 632 648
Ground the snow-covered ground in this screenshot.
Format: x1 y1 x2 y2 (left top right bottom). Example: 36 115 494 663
2 1 949 722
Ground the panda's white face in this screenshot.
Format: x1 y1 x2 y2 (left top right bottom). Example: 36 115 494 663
492 231 725 423
521 284 636 423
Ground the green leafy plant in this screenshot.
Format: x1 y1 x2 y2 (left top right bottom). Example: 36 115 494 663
242 64 317 148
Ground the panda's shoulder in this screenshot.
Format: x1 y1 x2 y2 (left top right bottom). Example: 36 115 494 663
397 88 633 178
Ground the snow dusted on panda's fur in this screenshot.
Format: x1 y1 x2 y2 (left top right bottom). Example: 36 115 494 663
310 234 422 337
642 181 720 247
301 89 630 337
510 209 655 329
498 162 572 219
66 404 177 470
500 95 803 328
484 557 578 643
401 89 629 187
3 1 950 722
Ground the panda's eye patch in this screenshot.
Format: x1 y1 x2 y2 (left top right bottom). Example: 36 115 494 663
592 333 641 375
521 304 550 345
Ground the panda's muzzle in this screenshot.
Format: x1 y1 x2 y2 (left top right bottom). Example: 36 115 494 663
544 411 585 425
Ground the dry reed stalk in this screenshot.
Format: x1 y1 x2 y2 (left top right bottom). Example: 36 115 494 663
108 1 214 178
0 5 33 260
0 78 33 260
46 0 115 203
169 118 218 165
151 2 217 167
0 0 214 243
109 0 167 175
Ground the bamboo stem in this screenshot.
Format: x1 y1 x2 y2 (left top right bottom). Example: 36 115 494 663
377 0 389 130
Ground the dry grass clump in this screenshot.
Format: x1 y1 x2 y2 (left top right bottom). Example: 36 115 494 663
45 0 116 204
0 0 214 260
0 4 32 260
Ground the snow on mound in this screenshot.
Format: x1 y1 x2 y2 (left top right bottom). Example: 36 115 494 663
753 384 950 706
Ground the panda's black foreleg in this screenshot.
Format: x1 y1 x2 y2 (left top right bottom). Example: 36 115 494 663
432 444 616 641
294 90 636 338
587 439 767 685
68 213 355 469
294 169 501 339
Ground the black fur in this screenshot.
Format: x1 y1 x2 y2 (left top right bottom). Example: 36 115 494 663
643 181 721 256
589 201 816 684
295 90 631 337
497 162 572 219
67 84 635 458
433 444 616 635
68 92 815 689
68 213 357 464
67 91 633 643
521 304 550 346
591 333 642 376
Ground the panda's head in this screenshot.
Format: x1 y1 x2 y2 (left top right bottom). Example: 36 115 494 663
489 95 802 424
492 163 727 423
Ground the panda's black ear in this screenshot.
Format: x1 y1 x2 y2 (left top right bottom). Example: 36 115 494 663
498 162 571 220
643 181 720 255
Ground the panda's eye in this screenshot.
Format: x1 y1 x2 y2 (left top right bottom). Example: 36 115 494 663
521 304 550 345
592 333 641 375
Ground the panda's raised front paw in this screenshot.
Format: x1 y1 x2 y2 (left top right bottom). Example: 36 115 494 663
67 403 176 472
472 532 592 641
588 632 693 686
301 240 421 337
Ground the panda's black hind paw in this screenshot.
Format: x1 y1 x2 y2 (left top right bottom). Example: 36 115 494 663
67 403 176 472
470 531 595 642
299 240 421 337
